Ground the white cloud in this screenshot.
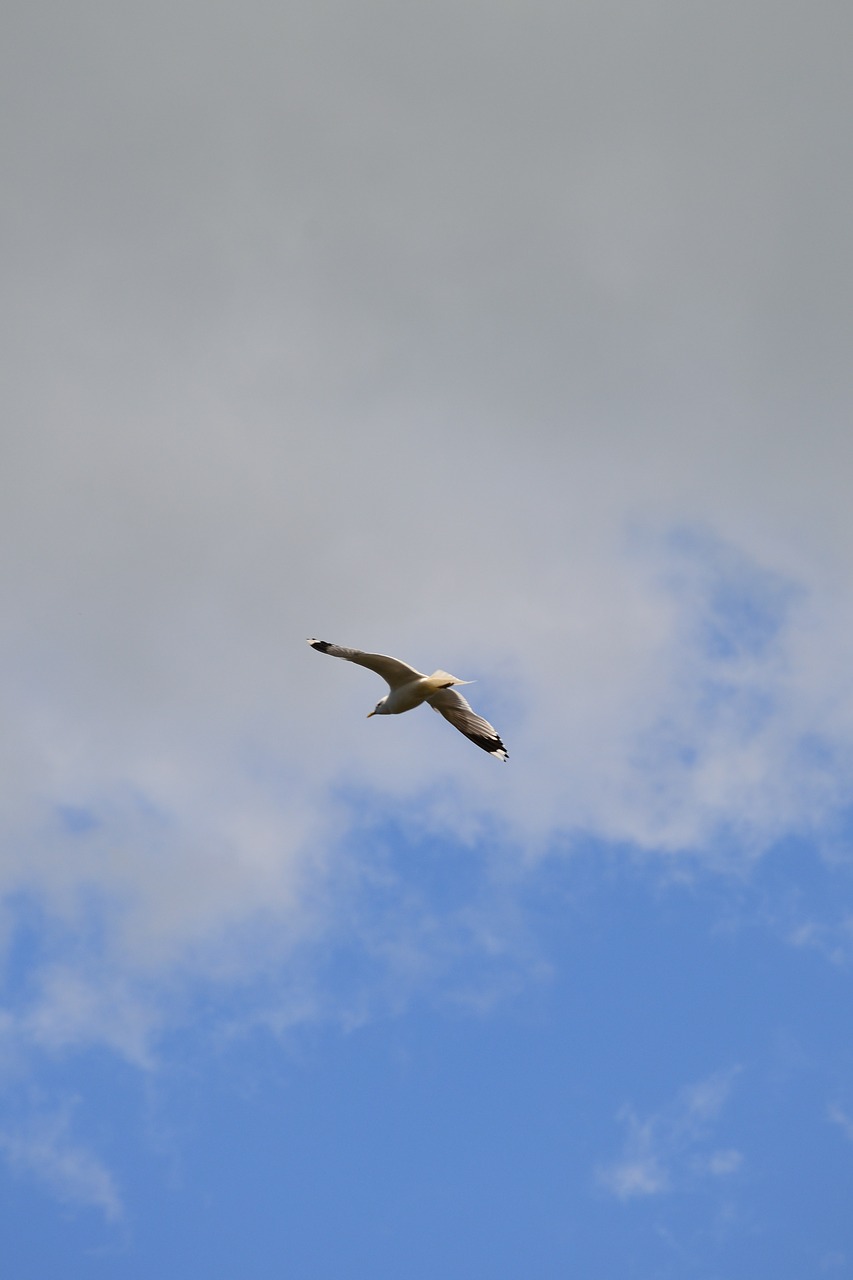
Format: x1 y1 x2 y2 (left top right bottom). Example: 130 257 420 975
597 1069 743 1200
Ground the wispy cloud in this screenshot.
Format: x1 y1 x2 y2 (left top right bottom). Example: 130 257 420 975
21 965 160 1066
701 1148 743 1176
828 1104 853 1144
788 916 853 967
0 1105 123 1221
597 1067 743 1200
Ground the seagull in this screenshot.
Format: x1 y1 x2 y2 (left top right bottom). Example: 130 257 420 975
307 639 508 761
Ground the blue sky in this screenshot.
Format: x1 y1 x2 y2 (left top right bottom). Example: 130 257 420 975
3 0 853 1275
3 838 853 1277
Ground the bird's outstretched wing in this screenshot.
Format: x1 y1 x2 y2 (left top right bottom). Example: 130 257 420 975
427 686 508 761
307 639 425 689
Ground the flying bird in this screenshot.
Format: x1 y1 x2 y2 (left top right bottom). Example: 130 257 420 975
307 639 508 761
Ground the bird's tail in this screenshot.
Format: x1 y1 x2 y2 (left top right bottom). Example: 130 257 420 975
427 670 474 691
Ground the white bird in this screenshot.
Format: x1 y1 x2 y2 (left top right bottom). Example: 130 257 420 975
307 639 508 761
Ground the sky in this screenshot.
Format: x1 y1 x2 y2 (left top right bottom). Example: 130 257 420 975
2 0 853 1274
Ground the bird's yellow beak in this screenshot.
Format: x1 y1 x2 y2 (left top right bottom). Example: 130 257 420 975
366 711 376 718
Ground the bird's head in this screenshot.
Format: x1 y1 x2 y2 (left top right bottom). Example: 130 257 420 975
367 695 388 718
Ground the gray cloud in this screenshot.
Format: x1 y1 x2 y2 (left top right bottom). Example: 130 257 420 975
2 0 853 1056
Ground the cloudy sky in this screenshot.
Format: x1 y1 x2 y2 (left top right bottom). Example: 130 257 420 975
3 0 853 1273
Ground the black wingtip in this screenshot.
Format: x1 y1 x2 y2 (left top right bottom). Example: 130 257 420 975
307 638 332 653
465 731 509 762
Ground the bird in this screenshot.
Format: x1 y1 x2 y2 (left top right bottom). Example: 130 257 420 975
307 639 508 761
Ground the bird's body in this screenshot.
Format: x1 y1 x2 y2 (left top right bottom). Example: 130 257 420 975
307 639 508 761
